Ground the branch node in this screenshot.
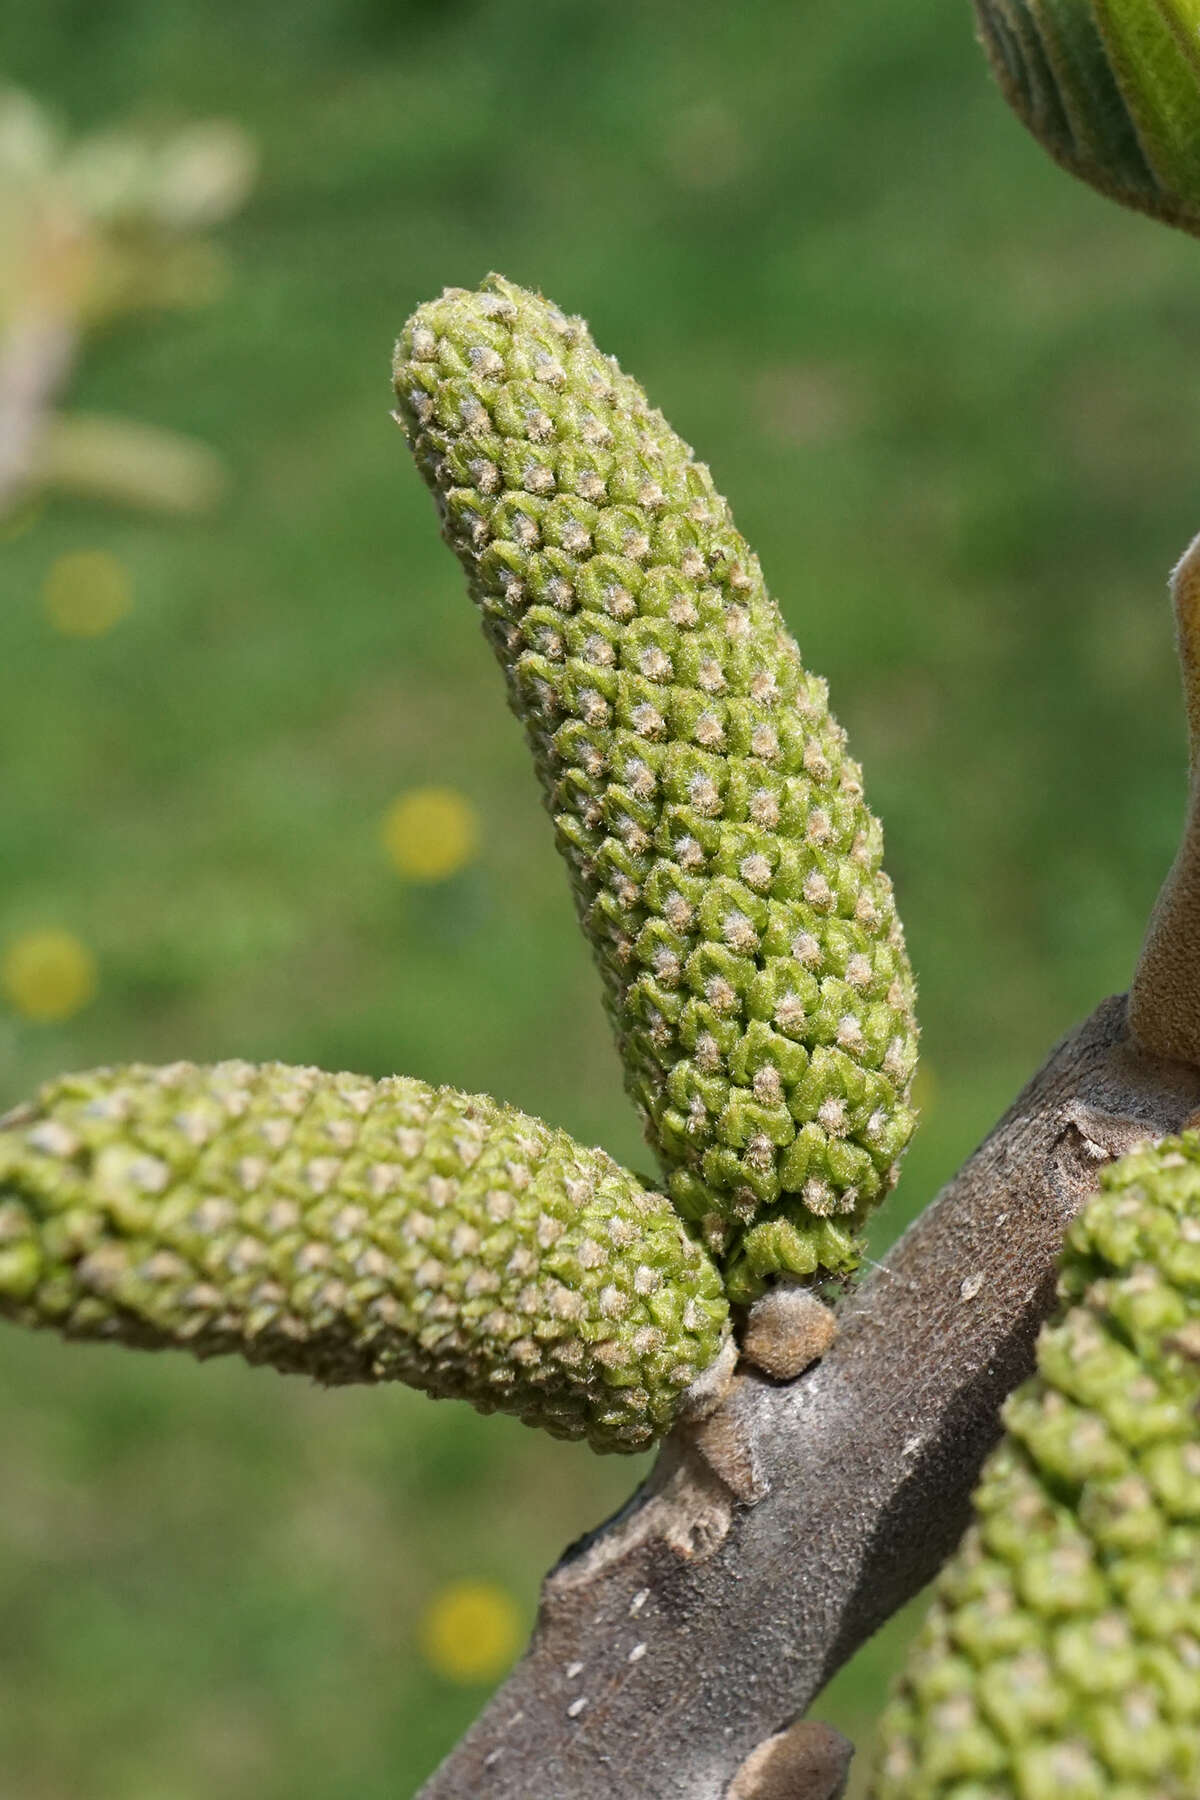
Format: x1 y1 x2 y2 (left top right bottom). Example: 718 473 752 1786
686 1385 769 1505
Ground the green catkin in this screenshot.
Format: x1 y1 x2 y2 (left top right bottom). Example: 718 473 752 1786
0 1061 731 1453
973 0 1200 238
872 1135 1200 1799
393 275 918 1300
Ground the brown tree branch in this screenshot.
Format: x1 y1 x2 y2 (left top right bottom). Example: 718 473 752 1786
417 995 1200 1800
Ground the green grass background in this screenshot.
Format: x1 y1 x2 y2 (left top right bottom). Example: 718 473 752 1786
3 0 1199 1792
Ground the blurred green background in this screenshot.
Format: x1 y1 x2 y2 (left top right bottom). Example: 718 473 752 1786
3 0 1199 1793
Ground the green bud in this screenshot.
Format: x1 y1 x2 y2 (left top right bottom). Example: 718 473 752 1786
393 275 917 1298
0 1061 731 1454
974 0 1200 236
872 1134 1200 1797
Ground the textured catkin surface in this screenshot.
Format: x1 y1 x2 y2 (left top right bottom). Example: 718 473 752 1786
393 275 917 1299
873 1136 1200 1799
0 1062 730 1452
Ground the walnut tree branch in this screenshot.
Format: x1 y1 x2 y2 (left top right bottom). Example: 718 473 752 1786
417 995 1200 1800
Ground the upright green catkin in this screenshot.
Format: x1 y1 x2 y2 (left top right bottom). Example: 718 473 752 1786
872 1135 1200 1799
0 1061 730 1453
393 275 917 1300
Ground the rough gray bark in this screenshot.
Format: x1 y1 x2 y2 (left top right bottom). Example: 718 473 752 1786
418 994 1200 1800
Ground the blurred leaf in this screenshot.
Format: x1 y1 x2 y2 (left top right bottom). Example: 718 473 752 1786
36 412 229 514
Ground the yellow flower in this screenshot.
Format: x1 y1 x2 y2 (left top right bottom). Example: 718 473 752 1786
381 786 480 883
42 549 133 638
2 929 98 1022
418 1579 522 1685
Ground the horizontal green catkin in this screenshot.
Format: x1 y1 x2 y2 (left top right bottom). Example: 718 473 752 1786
973 0 1200 237
393 275 917 1300
0 1061 731 1453
872 1135 1200 1799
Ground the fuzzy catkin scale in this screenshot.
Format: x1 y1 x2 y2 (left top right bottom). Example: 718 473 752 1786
0 1061 730 1454
873 1136 1200 1799
393 275 917 1299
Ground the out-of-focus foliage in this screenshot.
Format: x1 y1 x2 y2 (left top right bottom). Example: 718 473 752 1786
0 83 255 515
0 83 255 330
2 1 1200 1795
